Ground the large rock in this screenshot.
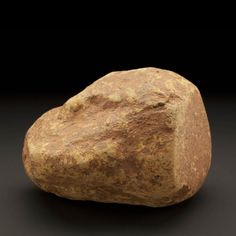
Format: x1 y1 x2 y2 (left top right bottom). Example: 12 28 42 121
23 68 211 207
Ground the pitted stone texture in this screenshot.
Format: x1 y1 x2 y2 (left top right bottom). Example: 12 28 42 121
23 68 211 207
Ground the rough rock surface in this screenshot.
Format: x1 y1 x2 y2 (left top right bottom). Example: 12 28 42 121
23 68 211 207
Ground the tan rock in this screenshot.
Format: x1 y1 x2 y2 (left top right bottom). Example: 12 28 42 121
22 67 211 207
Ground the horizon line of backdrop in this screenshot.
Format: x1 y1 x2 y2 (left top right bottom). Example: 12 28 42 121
0 28 235 95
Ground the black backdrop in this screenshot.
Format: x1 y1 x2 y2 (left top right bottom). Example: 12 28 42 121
1 28 235 94
1 28 236 236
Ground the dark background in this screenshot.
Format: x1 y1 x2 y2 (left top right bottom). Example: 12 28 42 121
1 28 236 95
0 28 235 235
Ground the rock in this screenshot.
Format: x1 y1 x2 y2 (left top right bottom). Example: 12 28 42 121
22 67 211 207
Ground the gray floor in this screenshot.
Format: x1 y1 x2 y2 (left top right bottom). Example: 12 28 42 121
0 93 235 235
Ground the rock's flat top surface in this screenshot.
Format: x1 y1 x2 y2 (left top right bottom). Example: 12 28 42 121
23 68 211 207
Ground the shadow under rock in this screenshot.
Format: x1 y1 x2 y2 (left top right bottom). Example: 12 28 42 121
21 185 208 229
